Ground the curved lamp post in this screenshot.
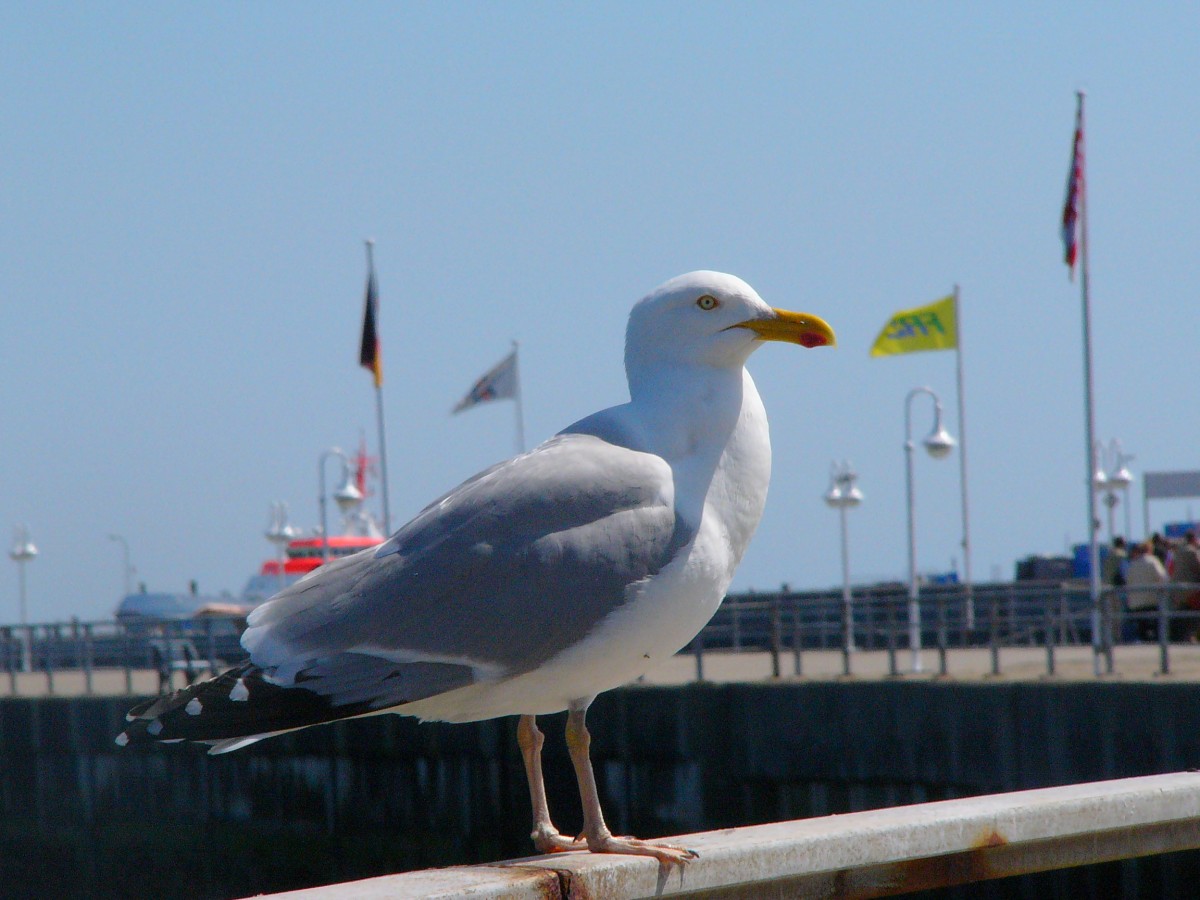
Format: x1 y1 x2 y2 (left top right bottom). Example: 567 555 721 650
264 502 300 591
824 460 862 675
904 387 956 673
9 525 37 674
9 524 37 626
318 449 364 563
1093 439 1134 540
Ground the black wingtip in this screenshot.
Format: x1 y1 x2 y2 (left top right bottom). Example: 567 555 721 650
116 660 380 749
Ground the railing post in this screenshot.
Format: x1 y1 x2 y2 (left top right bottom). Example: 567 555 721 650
80 621 94 695
886 592 899 677
1065 585 1075 648
1044 594 1056 677
989 585 1001 677
122 624 134 695
19 624 32 674
792 600 803 677
936 589 948 677
205 617 218 676
769 594 782 679
694 631 705 682
44 625 56 695
841 586 852 678
1158 588 1171 677
731 598 742 651
1102 586 1115 674
2 627 15 694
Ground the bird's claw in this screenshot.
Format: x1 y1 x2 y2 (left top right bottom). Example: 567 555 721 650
586 834 699 865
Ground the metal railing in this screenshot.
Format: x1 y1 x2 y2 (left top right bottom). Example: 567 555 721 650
3 581 1200 695
0 615 243 696
232 772 1200 899
689 580 1200 681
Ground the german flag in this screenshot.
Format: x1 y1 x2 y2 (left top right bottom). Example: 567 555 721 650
359 263 382 388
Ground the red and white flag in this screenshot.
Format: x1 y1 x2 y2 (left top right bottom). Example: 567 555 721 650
1061 96 1085 279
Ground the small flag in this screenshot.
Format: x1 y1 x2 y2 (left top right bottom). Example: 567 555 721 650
453 349 518 413
359 264 382 387
870 295 958 357
1062 97 1085 279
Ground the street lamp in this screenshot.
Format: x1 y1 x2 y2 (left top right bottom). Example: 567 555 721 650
9 525 36 674
264 502 300 591
904 387 956 673
318 448 364 563
824 460 862 674
107 533 135 597
9 524 37 626
1093 439 1134 539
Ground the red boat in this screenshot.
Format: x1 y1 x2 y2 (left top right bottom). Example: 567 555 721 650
239 440 385 607
260 534 384 578
116 440 386 622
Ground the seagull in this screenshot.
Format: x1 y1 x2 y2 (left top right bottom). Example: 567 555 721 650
117 271 834 864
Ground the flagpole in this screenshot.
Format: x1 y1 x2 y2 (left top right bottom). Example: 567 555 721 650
366 239 392 535
952 285 974 631
1073 92 1105 676
512 340 526 453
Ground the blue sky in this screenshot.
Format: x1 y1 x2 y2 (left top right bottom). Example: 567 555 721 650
3 4 1198 622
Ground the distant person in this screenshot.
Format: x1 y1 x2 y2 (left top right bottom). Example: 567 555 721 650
1125 541 1168 642
1151 532 1171 566
1101 536 1128 644
1170 531 1200 641
1102 536 1128 587
148 630 173 694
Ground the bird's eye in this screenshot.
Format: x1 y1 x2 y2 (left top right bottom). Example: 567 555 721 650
696 295 719 311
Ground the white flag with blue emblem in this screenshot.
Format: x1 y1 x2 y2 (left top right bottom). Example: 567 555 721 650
453 349 519 414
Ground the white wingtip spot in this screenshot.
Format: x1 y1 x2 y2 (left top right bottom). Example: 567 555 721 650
230 678 249 702
185 698 203 716
147 719 164 736
373 539 399 559
115 732 129 747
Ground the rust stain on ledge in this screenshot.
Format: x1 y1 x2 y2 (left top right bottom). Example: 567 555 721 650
881 828 1011 896
973 828 1009 849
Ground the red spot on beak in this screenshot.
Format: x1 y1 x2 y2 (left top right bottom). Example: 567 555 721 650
799 332 829 348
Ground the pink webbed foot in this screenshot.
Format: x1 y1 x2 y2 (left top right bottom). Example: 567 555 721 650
531 824 588 854
585 831 699 865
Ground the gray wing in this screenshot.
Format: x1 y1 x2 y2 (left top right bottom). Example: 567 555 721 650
240 431 691 709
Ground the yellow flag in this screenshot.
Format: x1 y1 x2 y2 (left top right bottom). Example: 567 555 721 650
870 294 958 357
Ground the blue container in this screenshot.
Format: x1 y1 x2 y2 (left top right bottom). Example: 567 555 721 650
1072 543 1111 578
1164 521 1200 539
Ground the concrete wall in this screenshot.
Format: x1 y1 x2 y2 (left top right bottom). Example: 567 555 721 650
3 681 1200 899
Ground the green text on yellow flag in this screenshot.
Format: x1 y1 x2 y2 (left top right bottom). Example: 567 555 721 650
870 294 958 357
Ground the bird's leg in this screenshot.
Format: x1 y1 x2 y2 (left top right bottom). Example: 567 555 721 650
564 702 697 865
517 714 586 854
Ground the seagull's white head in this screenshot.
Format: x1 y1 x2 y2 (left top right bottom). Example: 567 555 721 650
624 271 834 394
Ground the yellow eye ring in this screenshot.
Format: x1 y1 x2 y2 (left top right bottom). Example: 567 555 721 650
696 294 719 311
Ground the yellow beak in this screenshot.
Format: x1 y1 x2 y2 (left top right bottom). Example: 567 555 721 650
734 308 836 348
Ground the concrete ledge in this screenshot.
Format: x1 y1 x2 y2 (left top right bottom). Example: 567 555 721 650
244 772 1200 899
